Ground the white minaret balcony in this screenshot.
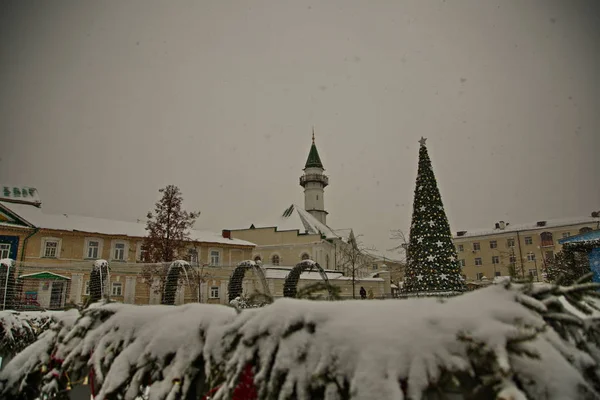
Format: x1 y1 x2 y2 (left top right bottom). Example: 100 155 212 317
300 174 329 188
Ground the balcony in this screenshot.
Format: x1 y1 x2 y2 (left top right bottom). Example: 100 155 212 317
300 174 329 187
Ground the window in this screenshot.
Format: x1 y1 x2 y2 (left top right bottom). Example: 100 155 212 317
580 227 593 234
457 244 464 252
84 281 90 295
529 269 538 278
473 242 480 251
495 271 501 277
372 263 378 270
540 232 553 247
326 254 330 269
43 239 60 258
210 250 221 266
509 255 517 264
491 256 499 264
524 236 533 245
188 248 199 265
474 257 482 266
210 286 220 298
113 242 126 261
254 255 262 262
562 232 571 239
135 241 147 262
459 259 466 267
301 253 310 261
527 252 535 262
507 238 515 247
86 240 100 259
489 241 497 249
111 282 122 296
0 244 10 259
476 272 484 280
271 254 280 266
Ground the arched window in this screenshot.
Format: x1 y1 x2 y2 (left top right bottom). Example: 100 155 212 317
254 255 262 262
540 232 553 247
580 227 593 234
301 253 310 261
271 254 280 266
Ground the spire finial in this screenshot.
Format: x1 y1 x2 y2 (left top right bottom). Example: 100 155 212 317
312 127 315 144
419 136 427 147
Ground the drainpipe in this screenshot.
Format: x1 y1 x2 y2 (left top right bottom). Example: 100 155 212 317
20 228 39 263
516 231 525 278
2 261 10 310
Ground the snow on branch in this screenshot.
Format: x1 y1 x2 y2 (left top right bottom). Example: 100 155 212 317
2 282 600 399
52 302 236 400
0 309 79 399
0 310 70 355
209 284 600 400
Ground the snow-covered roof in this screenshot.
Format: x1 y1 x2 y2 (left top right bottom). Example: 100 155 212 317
241 204 341 240
454 217 599 239
0 202 256 247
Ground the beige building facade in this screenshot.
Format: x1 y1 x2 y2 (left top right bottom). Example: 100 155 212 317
453 218 599 282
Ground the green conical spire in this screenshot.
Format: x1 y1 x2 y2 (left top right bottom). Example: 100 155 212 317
305 128 324 169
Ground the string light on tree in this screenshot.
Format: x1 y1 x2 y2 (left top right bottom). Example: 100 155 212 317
404 137 466 294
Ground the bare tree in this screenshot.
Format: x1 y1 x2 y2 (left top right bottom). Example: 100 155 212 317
143 185 200 263
185 263 211 302
139 263 170 302
387 229 409 284
336 231 376 299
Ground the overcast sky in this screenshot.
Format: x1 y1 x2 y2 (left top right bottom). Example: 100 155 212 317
1 0 598 257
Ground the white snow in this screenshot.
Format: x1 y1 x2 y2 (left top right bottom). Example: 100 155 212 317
0 202 256 247
247 204 340 239
0 259 13 267
207 284 597 400
0 309 79 393
2 284 600 399
454 216 598 238
54 302 237 400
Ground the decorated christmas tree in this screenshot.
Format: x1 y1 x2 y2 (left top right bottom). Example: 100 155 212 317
404 137 465 293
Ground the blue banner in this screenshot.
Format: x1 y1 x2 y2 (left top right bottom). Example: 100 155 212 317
590 248 600 284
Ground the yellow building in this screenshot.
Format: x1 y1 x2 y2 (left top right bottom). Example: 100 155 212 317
0 186 256 307
453 218 599 282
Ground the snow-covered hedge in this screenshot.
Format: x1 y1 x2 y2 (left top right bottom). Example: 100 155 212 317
1 281 600 399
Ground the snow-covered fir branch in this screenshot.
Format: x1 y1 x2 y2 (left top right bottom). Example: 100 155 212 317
1 280 600 399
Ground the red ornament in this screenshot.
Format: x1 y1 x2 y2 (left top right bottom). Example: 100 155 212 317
203 364 257 400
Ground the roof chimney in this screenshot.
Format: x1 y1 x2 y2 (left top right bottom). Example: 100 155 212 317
222 229 231 239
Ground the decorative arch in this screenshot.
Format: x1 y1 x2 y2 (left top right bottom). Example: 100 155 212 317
253 254 262 262
580 227 593 234
162 260 190 306
228 260 271 302
283 260 334 299
301 253 310 261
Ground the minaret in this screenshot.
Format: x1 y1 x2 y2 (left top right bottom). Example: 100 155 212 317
300 129 329 225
